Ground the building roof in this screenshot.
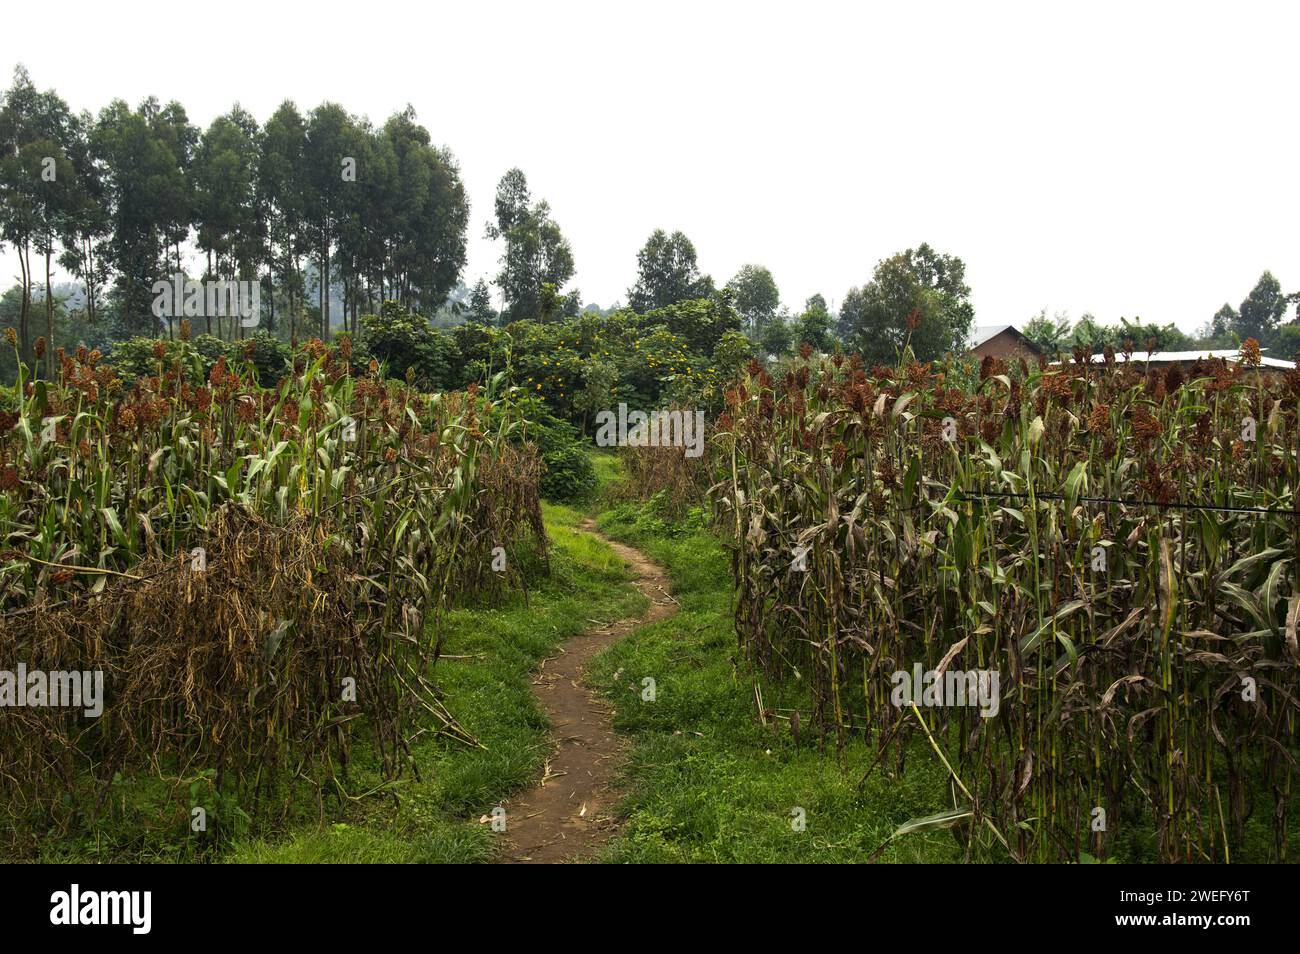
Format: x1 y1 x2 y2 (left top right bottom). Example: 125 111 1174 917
1066 349 1293 370
968 324 1017 349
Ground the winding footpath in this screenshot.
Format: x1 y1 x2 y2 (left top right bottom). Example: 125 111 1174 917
496 520 676 863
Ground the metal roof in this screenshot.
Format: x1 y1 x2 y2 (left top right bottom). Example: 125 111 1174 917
1060 349 1292 370
968 324 1017 349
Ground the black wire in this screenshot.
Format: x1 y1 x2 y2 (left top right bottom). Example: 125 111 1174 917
955 489 1300 518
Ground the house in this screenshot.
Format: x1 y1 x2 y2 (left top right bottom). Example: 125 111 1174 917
967 325 1041 360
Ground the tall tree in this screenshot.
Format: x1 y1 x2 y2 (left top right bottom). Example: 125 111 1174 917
794 293 834 351
726 264 780 335
1235 271 1287 344
149 99 197 281
465 277 496 325
56 108 109 330
627 229 713 311
837 242 974 364
335 113 381 335
93 98 191 334
302 102 358 339
379 107 468 315
1206 302 1238 343
258 101 308 339
193 105 261 337
0 66 75 364
485 168 574 323
30 91 77 376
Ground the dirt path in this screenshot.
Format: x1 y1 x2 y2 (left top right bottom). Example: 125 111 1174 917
496 520 676 863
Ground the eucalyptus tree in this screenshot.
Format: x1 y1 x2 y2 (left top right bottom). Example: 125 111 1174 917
29 95 77 376
381 108 468 314
192 105 262 337
56 108 110 329
486 167 574 323
258 101 308 339
725 264 780 336
93 98 191 334
302 102 357 339
141 97 197 281
1235 271 1288 346
0 68 80 371
0 66 43 360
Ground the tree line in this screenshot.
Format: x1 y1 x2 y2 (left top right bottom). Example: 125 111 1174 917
0 65 469 378
1021 271 1300 358
4 63 1296 387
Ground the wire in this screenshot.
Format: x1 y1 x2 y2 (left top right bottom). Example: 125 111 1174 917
955 489 1300 518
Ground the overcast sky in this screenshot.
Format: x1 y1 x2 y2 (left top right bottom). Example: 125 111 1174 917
3 0 1297 333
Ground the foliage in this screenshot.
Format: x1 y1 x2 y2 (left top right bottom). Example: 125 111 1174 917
627 229 714 312
514 398 597 502
359 300 457 391
1022 309 1074 355
837 242 974 364
486 168 576 323
793 294 834 352
2 66 469 350
758 313 793 356
726 264 780 335
639 295 741 357
1235 271 1289 344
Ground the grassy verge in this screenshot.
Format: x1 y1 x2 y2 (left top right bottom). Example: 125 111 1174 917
587 501 964 863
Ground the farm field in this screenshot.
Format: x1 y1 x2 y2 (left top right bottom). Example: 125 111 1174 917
3 334 1297 867
1 10 1299 923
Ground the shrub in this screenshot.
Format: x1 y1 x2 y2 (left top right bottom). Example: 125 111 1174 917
512 397 596 502
232 331 292 383
360 301 463 391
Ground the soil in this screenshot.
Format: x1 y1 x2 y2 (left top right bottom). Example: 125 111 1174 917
494 520 676 863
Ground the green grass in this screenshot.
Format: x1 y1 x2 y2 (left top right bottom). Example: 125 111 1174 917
590 448 623 493
588 501 965 863
228 470 968 864
226 822 496 864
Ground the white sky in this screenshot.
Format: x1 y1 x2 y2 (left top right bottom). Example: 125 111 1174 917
3 0 1297 333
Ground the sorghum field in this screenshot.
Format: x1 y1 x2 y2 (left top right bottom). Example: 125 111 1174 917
3 7 1299 889
716 340 1300 863
0 328 547 854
